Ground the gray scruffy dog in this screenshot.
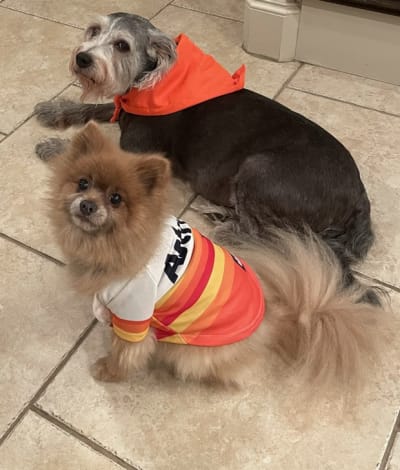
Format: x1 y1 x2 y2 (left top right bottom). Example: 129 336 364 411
34 12 377 302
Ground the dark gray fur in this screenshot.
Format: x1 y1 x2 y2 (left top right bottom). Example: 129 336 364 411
36 137 69 161
34 13 380 303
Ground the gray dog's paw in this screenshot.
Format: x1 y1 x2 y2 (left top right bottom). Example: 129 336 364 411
35 137 69 161
34 99 77 129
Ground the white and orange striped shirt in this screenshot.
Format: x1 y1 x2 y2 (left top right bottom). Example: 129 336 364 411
93 217 264 346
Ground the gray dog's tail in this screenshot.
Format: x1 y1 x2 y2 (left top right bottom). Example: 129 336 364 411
320 190 374 266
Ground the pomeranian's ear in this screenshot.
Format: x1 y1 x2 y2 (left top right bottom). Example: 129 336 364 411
134 155 171 194
70 121 105 156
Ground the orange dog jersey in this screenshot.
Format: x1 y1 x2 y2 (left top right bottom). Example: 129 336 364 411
93 217 265 347
111 34 245 122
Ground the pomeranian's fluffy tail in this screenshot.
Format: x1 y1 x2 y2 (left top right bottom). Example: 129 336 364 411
236 229 386 389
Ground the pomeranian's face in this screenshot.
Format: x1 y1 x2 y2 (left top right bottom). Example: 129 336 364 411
48 122 170 269
60 155 132 234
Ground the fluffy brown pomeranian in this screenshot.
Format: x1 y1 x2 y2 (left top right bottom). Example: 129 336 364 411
47 122 386 391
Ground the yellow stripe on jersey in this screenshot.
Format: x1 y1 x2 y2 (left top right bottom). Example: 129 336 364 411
157 333 187 344
113 325 149 342
169 243 226 333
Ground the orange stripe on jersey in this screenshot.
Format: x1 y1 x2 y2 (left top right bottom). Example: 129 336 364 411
180 249 235 342
169 243 225 332
112 314 151 333
188 258 264 346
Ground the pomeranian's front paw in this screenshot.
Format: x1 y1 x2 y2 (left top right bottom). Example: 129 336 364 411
90 357 121 382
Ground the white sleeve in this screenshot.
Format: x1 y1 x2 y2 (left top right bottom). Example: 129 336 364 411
100 269 157 322
92 294 112 325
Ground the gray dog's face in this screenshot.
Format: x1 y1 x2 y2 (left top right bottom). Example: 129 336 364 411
71 13 177 100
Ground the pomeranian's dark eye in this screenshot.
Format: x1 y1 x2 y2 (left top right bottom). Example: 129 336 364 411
114 40 130 52
78 178 89 191
110 193 122 206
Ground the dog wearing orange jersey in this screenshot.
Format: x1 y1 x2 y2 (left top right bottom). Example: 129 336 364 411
47 122 385 391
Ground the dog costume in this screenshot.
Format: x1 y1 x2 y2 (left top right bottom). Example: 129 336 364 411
93 217 264 346
111 34 245 121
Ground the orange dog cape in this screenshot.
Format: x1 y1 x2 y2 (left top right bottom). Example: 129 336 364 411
110 34 245 121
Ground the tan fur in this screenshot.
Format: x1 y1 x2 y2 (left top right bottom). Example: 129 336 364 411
48 121 170 295
49 123 388 393
91 332 157 382
234 231 384 390
154 321 268 388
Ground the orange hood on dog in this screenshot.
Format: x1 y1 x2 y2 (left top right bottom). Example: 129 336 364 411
110 34 245 121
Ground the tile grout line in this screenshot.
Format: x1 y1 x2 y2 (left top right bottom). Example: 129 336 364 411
302 62 400 89
0 82 75 144
168 3 243 23
377 409 400 470
31 406 142 470
0 4 83 30
0 319 97 447
0 2 244 26
150 0 175 20
273 63 305 101
0 233 65 267
178 193 198 218
354 270 400 294
286 85 400 119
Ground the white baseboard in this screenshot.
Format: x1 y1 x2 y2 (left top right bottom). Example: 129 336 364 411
243 0 300 61
295 0 400 85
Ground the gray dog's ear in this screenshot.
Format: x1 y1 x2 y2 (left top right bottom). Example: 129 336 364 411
137 30 177 89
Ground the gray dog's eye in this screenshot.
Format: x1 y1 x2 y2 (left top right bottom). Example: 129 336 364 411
114 40 130 53
88 26 100 38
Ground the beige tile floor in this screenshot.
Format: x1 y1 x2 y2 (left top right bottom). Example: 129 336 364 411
0 1 399 469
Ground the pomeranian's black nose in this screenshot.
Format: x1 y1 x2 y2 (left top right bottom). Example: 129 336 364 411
76 52 92 68
80 200 97 216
